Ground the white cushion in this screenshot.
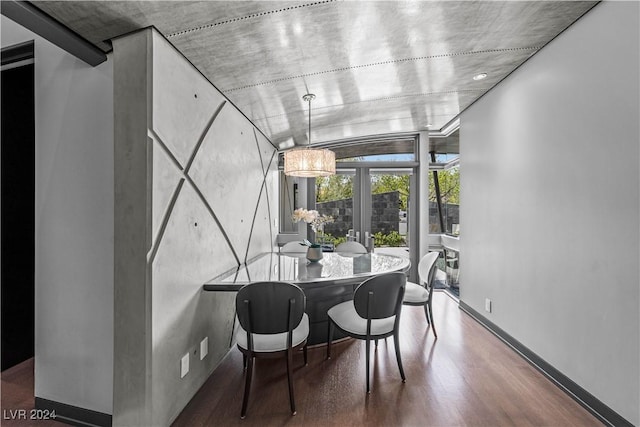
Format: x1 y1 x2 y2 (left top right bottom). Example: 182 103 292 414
403 281 429 303
327 301 395 336
235 313 309 352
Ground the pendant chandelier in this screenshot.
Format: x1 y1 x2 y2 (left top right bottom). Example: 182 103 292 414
284 94 336 177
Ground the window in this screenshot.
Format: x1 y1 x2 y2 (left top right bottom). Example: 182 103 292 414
428 162 459 235
336 153 415 162
330 138 416 163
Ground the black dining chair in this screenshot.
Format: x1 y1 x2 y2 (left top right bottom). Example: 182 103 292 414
234 281 309 418
326 272 406 393
403 251 440 338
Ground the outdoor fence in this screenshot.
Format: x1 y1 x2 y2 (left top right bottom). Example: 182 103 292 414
316 192 460 238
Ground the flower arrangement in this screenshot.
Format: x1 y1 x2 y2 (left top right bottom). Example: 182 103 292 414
292 208 334 246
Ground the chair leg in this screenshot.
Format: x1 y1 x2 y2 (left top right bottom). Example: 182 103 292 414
303 344 308 366
375 339 378 349
393 330 406 383
427 299 438 339
365 338 371 394
240 355 254 418
242 353 248 370
286 348 296 415
327 319 334 359
423 303 430 326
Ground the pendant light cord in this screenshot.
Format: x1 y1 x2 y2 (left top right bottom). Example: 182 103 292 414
308 96 311 147
303 93 315 149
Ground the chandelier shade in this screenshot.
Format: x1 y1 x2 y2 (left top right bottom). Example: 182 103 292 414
284 148 336 177
283 93 335 178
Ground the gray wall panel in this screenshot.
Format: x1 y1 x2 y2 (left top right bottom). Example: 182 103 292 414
190 104 266 260
150 131 187 249
152 34 226 167
113 29 152 426
247 176 276 261
150 182 236 425
113 28 278 426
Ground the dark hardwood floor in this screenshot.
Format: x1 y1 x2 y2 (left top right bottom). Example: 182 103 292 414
1 358 64 427
1 293 602 426
173 292 602 426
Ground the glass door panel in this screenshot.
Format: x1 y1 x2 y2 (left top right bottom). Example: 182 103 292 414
444 248 460 297
313 168 414 279
315 171 355 250
368 170 411 258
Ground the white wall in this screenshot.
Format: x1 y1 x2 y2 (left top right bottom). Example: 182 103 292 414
460 2 639 424
1 16 114 415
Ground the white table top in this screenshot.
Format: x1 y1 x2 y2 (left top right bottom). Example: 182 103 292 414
203 251 410 291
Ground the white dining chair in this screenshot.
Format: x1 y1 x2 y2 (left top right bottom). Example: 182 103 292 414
403 251 440 338
280 241 307 253
335 241 367 254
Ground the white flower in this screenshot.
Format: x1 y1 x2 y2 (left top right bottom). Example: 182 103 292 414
310 214 334 232
292 208 318 224
305 209 319 223
292 208 315 223
292 208 334 233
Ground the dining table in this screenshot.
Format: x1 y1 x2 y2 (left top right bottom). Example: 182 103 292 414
203 251 411 345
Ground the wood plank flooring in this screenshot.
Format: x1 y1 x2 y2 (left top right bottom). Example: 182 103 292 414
1 358 64 427
172 292 602 426
1 293 602 426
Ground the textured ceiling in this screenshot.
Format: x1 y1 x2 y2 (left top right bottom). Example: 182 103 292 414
32 0 597 153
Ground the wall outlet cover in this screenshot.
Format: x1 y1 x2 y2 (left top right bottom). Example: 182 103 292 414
200 337 208 360
180 353 189 378
485 298 492 313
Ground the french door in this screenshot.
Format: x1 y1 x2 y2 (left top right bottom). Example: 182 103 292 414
314 166 417 279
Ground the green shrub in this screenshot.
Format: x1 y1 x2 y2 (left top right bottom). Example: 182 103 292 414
323 232 406 247
322 233 347 246
333 236 347 246
373 231 406 247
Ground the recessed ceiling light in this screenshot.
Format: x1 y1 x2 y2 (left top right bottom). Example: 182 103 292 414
473 73 488 81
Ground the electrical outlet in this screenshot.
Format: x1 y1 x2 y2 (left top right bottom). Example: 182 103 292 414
485 298 492 313
200 337 208 360
180 353 189 378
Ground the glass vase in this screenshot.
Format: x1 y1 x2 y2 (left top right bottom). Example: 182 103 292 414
306 246 323 263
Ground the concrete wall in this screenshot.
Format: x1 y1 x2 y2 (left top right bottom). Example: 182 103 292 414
459 2 639 424
1 16 114 416
113 28 278 426
317 192 400 238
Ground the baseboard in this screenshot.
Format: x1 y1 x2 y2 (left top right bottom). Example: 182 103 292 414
35 397 112 427
458 301 633 427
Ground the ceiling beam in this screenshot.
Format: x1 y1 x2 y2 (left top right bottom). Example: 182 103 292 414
1 1 107 66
